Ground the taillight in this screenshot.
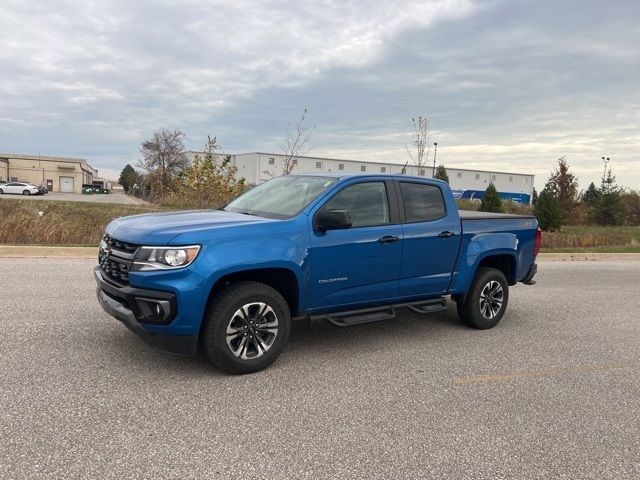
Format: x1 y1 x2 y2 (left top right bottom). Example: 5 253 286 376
534 227 542 257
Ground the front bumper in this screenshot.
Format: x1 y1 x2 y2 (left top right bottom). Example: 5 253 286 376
94 267 198 356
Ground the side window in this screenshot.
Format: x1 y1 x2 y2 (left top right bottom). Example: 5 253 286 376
322 182 390 228
400 182 446 222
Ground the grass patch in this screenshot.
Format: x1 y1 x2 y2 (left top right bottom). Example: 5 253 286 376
0 198 163 245
542 225 640 250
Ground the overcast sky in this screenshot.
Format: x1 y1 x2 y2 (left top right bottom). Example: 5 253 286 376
1 0 638 190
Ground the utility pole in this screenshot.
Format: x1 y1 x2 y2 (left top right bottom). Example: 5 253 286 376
432 142 438 177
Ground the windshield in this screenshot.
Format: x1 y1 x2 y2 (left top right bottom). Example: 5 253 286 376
224 175 338 219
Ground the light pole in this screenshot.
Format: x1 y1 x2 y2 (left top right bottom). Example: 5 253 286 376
602 156 610 182
433 142 438 177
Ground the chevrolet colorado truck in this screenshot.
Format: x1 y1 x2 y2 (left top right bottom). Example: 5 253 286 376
95 174 540 374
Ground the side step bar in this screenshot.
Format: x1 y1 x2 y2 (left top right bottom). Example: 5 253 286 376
312 298 447 328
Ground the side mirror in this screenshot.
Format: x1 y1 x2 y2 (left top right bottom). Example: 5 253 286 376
314 209 352 232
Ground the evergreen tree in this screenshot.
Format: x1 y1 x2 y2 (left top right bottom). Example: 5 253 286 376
480 183 503 213
433 165 449 183
118 164 137 192
595 168 625 226
532 187 538 206
582 182 601 208
535 185 562 231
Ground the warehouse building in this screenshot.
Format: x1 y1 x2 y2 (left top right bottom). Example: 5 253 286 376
229 152 535 204
0 153 98 193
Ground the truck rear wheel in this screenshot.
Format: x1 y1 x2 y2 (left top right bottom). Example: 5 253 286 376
201 281 291 374
456 267 509 329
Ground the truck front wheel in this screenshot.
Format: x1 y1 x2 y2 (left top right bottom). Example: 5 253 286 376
456 267 509 329
201 281 291 374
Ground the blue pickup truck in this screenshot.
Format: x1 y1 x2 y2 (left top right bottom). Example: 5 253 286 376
95 174 540 374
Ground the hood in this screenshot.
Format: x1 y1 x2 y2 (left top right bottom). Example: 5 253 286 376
105 209 273 245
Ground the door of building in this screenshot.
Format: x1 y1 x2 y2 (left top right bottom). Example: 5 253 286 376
59 176 74 193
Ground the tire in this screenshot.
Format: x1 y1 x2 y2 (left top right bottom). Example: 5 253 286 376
0 188 3 194
456 267 509 329
23 190 31 195
201 281 291 374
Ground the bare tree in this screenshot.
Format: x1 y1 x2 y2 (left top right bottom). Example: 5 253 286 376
406 116 431 174
279 108 315 175
138 128 189 202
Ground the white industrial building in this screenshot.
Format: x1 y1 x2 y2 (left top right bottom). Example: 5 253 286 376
227 152 535 204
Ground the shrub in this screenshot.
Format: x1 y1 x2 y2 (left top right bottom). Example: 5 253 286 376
535 187 562 231
480 183 503 213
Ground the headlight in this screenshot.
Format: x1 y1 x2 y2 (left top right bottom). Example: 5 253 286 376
131 245 200 271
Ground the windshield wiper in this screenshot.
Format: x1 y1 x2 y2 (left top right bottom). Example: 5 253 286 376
235 210 257 216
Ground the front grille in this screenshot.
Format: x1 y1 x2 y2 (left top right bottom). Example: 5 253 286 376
99 235 139 285
103 234 138 254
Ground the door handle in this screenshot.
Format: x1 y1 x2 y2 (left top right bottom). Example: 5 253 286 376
378 235 399 244
438 231 456 239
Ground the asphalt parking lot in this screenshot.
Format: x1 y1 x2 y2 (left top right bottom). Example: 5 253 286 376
0 192 144 205
1 259 639 479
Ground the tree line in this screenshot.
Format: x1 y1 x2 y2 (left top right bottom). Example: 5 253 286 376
534 157 639 230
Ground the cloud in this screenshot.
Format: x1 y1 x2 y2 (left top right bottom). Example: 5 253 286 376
0 0 638 188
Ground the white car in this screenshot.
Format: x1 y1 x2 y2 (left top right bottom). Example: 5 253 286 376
0 182 40 195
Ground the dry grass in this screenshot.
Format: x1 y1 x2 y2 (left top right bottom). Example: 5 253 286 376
542 226 640 250
0 198 163 246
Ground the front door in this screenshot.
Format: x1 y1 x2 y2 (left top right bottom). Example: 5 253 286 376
309 180 402 310
397 180 461 297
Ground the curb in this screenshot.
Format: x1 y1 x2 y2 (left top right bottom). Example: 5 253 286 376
0 245 97 259
537 253 640 262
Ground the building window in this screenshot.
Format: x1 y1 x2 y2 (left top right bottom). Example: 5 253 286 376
380 166 386 173
508 176 513 183
268 157 275 165
457 172 462 179
524 178 528 184
492 175 497 181
338 164 344 170
475 173 480 180
419 169 426 176
360 165 366 172
292 159 298 165
316 161 321 169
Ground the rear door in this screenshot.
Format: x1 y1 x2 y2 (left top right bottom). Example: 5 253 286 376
308 179 403 310
8 183 23 194
396 180 461 297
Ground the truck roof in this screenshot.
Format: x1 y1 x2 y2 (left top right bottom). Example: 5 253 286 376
290 172 446 183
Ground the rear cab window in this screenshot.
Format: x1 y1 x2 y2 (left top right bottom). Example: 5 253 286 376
399 182 446 222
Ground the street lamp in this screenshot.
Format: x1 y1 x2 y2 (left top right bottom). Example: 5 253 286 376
602 156 610 181
433 142 438 177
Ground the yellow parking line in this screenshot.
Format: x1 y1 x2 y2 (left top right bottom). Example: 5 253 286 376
454 362 639 385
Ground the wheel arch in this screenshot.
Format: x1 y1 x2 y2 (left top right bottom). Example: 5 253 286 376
206 267 300 318
477 253 517 285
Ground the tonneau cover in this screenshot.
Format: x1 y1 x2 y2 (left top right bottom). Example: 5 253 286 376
459 210 535 220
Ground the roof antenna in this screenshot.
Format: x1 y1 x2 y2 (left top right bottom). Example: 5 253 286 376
401 161 408 174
